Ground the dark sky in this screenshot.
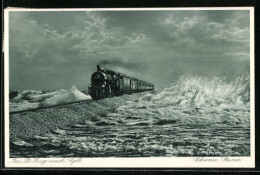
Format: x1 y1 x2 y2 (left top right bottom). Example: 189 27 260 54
8 10 250 91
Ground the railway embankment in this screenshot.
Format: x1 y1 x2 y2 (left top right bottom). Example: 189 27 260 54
9 94 143 141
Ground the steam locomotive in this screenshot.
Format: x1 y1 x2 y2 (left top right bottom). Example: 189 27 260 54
88 65 154 100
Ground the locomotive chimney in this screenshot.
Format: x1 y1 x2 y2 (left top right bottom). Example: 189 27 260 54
97 65 101 71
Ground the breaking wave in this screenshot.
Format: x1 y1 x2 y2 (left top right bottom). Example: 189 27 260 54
10 74 251 157
152 74 250 108
9 86 91 112
113 74 250 127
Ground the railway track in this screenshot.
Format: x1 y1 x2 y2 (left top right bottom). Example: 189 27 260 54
9 99 93 115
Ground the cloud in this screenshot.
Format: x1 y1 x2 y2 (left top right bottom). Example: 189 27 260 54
71 13 152 59
8 10 250 90
160 11 250 58
125 33 150 44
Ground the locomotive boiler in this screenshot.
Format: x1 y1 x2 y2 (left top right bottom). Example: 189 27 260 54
88 65 154 100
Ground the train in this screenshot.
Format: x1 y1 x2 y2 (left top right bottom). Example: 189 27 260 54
88 65 154 100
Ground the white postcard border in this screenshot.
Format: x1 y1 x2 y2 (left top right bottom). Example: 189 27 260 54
4 7 255 168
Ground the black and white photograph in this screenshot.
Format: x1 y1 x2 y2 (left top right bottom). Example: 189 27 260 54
4 8 255 168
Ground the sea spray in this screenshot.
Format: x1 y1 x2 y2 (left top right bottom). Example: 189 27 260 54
10 74 250 157
114 74 250 127
9 86 91 112
41 86 91 107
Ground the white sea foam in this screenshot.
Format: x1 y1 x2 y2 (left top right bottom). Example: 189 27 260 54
10 74 251 157
9 86 91 112
114 74 250 127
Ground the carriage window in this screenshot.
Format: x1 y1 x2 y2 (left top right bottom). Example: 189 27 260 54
124 77 130 84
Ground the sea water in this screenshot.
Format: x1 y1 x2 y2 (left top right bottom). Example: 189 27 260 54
10 74 250 157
